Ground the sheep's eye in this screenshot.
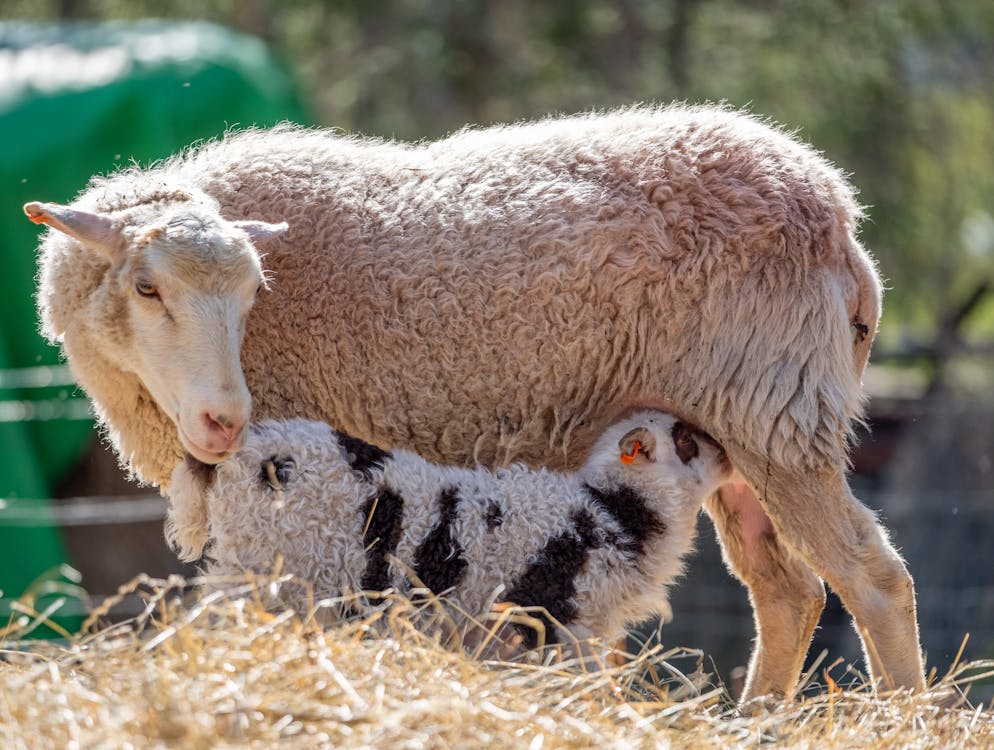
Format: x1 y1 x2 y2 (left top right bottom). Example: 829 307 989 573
135 280 159 298
672 422 699 465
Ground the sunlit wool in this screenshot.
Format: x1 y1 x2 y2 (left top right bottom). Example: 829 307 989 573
33 104 923 699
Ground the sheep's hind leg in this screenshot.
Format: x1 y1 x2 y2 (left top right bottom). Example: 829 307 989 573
704 485 826 703
735 453 926 695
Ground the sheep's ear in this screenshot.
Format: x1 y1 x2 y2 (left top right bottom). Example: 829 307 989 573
233 220 289 244
619 427 656 465
24 202 123 259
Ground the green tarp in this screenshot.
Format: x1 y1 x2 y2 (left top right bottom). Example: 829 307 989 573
0 20 309 617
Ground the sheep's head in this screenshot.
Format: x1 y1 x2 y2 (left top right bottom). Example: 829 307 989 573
26 199 287 464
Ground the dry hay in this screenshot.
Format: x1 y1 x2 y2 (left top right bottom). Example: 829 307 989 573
1 573 993 750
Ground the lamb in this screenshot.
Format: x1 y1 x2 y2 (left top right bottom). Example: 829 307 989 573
166 410 730 652
29 104 924 701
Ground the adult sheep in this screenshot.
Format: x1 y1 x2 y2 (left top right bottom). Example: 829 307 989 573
29 105 923 702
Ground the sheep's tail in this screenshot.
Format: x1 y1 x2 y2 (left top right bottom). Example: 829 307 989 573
847 233 882 378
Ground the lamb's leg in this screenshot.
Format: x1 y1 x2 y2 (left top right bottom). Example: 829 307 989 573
704 485 826 702
164 458 212 562
733 450 925 695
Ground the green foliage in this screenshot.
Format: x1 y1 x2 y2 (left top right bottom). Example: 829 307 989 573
4 0 994 334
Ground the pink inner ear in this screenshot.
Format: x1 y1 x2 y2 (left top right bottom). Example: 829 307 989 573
24 201 122 257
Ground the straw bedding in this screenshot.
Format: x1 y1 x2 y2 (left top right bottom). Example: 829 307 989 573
1 574 991 749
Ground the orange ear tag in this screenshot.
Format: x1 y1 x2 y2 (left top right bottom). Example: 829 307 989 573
620 440 642 465
25 203 60 225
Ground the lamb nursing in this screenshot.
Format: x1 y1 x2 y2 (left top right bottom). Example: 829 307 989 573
29 104 925 700
167 410 730 650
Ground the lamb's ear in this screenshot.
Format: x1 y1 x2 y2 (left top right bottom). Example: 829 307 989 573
619 427 657 465
24 202 124 259
233 220 289 244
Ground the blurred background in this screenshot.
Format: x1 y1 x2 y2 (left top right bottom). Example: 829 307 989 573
1 0 992 695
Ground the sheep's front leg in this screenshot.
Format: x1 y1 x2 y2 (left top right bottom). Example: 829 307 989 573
704 484 826 702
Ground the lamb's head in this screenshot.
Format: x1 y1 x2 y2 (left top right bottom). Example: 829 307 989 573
165 419 345 561
25 199 287 464
585 409 731 501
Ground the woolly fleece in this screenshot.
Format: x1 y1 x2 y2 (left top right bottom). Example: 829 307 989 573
167 411 728 646
37 105 926 699
36 104 878 490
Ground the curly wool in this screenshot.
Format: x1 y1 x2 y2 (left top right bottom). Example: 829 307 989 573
167 412 727 646
36 104 879 490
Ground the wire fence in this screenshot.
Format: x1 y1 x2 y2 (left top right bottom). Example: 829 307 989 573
0 495 166 526
0 364 92 422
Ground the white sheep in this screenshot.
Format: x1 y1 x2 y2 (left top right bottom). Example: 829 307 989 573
29 104 923 700
167 410 730 652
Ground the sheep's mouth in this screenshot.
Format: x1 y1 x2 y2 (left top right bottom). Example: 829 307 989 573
177 423 239 464
184 443 233 464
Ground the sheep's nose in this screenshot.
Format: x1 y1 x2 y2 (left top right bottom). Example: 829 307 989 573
203 411 247 448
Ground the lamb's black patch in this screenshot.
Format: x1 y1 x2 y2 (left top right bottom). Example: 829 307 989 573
503 509 601 648
411 486 467 596
360 486 405 592
583 483 666 559
485 501 504 529
335 430 393 480
259 455 296 489
184 454 217 488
